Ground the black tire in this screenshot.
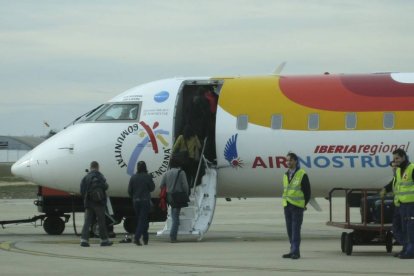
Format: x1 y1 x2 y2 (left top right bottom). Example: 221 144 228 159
341 232 347 253
123 217 137 234
345 233 353 256
43 216 65 235
385 231 393 253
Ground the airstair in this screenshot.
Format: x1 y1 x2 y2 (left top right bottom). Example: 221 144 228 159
157 158 217 241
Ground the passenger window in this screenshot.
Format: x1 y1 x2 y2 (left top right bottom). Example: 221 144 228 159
345 113 357 129
271 114 283 129
237 115 248 130
96 104 140 121
383 112 395 129
308 113 319 130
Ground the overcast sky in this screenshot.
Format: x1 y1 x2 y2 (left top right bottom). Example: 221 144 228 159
1 0 413 136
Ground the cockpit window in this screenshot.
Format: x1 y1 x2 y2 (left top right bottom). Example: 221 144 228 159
67 104 106 126
96 104 140 121
83 104 110 122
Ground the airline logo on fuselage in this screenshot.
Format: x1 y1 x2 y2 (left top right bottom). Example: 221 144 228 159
252 142 410 169
154 91 169 103
114 121 171 177
224 134 243 168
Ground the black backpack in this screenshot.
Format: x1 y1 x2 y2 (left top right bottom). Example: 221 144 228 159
88 176 106 203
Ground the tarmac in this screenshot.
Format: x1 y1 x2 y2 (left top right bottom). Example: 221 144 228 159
0 197 412 276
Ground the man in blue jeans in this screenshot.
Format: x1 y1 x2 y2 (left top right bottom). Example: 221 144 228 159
128 161 155 245
282 152 311 259
160 157 189 242
389 149 414 259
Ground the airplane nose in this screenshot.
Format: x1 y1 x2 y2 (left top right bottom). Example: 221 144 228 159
11 152 33 181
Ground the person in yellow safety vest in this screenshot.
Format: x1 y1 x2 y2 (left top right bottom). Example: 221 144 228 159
282 152 311 260
380 161 403 257
391 149 414 259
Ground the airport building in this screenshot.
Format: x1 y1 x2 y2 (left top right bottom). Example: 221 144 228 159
0 136 44 163
0 136 44 177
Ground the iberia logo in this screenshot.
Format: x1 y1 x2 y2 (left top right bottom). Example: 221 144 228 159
114 121 171 177
224 134 243 168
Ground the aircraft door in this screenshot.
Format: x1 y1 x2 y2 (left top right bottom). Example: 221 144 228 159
173 80 222 165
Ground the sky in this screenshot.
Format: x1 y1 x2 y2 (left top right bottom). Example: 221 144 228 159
1 0 414 136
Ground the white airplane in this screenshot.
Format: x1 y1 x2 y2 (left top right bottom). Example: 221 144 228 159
11 72 414 237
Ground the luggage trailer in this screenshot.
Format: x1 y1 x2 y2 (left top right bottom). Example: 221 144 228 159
326 188 395 256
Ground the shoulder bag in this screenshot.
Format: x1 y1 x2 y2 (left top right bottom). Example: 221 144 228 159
168 170 189 208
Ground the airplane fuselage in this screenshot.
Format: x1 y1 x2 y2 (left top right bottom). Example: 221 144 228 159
12 73 414 199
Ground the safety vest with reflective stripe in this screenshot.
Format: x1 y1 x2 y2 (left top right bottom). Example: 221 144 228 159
282 169 306 208
392 176 400 207
395 163 414 204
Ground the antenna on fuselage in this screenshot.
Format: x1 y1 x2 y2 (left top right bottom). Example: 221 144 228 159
271 61 287 75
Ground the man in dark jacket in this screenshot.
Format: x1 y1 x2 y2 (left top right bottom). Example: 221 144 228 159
282 152 311 260
128 161 155 245
80 161 112 247
387 149 414 259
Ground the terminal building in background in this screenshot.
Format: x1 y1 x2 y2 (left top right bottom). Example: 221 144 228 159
0 136 44 163
0 136 44 177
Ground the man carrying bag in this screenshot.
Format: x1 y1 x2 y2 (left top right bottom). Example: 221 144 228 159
80 161 113 247
160 157 189 243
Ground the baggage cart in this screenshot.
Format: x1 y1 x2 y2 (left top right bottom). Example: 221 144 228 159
326 188 394 255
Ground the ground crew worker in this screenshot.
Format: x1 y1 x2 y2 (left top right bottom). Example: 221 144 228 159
391 149 414 259
282 152 311 260
380 161 403 257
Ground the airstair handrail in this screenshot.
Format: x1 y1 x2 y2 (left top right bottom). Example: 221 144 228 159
192 137 208 196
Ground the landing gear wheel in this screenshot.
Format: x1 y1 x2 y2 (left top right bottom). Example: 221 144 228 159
123 217 137 234
43 216 65 235
341 232 347 253
385 231 393 253
345 233 353 256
